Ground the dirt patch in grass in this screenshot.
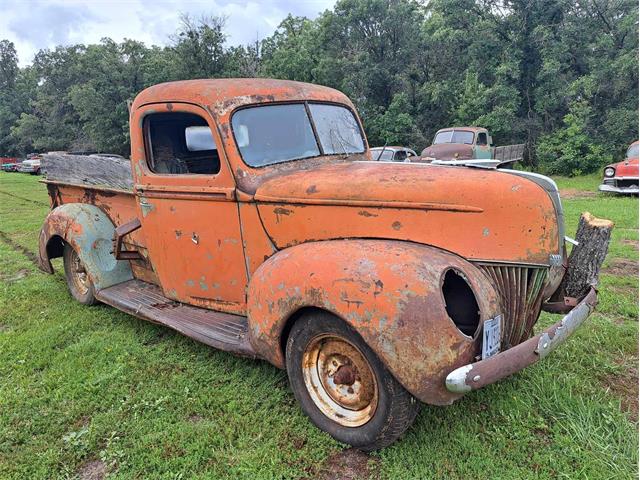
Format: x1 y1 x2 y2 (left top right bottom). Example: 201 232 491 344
77 459 106 480
609 285 639 298
0 231 39 266
0 268 30 283
560 188 597 199
317 448 380 480
603 258 639 277
621 239 639 248
0 189 49 206
602 364 639 422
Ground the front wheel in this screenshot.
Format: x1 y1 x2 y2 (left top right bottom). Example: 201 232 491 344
63 243 97 305
286 312 420 451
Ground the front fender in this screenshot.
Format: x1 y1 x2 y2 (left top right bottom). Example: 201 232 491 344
38 203 133 290
247 239 500 405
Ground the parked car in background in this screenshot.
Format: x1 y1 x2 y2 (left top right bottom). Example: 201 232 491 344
599 141 639 195
19 156 42 174
1 157 19 172
2 162 19 172
370 146 417 162
420 127 524 166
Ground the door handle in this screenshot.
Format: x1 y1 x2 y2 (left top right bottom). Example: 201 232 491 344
139 198 154 215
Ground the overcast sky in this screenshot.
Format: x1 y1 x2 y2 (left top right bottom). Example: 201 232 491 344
0 0 337 66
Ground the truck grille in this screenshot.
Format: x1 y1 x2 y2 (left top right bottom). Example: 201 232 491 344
477 265 548 348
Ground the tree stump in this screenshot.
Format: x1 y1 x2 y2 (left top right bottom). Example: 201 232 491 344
559 212 614 300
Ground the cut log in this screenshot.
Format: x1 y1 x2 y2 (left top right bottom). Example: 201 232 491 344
559 212 614 300
42 153 134 191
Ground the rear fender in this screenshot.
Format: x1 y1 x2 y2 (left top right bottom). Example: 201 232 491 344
38 203 133 290
247 239 500 405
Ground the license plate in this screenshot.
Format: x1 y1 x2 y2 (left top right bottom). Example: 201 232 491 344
482 315 502 359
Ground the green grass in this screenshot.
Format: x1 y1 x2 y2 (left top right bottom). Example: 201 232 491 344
0 172 637 479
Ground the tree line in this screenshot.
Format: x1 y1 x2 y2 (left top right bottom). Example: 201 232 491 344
0 0 637 175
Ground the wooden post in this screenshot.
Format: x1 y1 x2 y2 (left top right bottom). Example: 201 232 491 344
559 212 614 301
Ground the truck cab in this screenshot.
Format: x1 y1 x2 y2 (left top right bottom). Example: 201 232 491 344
420 127 493 161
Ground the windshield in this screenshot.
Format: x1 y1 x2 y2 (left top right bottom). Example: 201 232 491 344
232 103 365 167
433 130 475 145
627 143 639 158
371 149 394 161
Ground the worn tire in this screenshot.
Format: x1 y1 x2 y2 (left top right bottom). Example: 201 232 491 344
286 312 420 451
63 243 97 305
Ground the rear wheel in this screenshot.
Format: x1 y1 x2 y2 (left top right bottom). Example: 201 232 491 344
286 312 420 451
63 243 97 305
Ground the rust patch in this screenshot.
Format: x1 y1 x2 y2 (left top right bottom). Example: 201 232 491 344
306 184 318 194
150 301 180 309
274 206 293 223
82 188 98 205
316 448 380 480
391 221 402 230
358 210 378 218
77 459 106 480
603 258 638 277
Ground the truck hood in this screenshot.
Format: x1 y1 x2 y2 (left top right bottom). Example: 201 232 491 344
420 143 474 160
254 161 560 265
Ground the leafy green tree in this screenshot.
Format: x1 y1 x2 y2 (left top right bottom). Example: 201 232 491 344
0 0 636 170
0 40 21 155
537 99 612 176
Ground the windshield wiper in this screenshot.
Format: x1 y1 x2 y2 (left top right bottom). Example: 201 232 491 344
329 129 351 158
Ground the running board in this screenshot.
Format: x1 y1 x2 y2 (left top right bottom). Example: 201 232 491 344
95 279 256 357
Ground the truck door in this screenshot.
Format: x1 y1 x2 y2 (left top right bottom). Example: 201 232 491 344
130 103 248 314
474 131 492 159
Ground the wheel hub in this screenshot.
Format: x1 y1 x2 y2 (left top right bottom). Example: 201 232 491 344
302 335 378 427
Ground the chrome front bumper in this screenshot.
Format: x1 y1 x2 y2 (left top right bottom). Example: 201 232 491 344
445 287 597 393
599 183 639 194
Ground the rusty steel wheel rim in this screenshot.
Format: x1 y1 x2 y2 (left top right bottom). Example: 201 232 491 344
302 334 378 427
70 249 90 296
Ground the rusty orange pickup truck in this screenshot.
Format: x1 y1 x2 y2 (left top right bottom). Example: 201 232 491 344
38 79 600 450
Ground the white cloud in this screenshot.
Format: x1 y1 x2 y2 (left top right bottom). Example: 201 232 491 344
0 0 336 66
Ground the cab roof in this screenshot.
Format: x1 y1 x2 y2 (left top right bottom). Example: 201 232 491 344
132 78 354 116
436 127 487 133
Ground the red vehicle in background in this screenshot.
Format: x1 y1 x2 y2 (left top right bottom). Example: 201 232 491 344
599 141 639 195
1 157 19 172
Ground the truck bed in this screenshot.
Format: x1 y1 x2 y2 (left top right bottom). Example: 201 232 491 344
41 153 157 283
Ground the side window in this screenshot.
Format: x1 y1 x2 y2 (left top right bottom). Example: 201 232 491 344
395 150 408 161
144 112 220 175
476 132 488 146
